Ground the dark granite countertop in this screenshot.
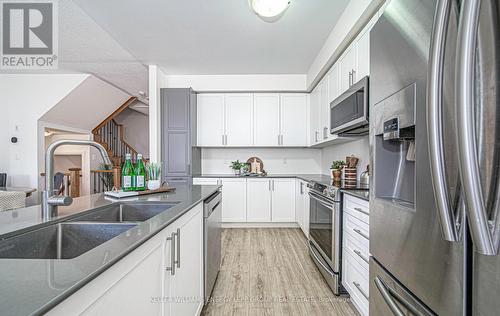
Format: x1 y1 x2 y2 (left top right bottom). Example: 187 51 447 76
0 183 221 316
341 189 370 201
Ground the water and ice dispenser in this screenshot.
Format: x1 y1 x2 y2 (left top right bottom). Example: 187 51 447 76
373 84 416 208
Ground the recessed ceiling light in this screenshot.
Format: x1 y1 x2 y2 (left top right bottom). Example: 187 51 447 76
248 0 291 23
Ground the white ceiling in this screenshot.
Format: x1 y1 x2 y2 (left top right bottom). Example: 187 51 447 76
73 0 350 75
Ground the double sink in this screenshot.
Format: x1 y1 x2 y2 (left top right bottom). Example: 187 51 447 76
0 202 179 260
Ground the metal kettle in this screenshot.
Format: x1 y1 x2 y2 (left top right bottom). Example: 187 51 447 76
360 165 369 186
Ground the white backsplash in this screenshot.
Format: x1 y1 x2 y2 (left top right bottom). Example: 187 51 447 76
320 136 370 177
201 148 322 174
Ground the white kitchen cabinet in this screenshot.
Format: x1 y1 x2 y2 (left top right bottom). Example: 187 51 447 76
197 94 225 146
355 15 377 81
48 203 204 316
295 179 310 237
280 94 308 146
328 63 341 103
224 94 253 146
170 205 204 316
254 94 281 146
339 45 357 93
193 178 220 185
221 178 247 222
271 179 296 222
246 178 272 222
319 77 330 141
309 88 321 145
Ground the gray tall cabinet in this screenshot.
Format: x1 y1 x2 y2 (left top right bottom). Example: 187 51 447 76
161 88 201 184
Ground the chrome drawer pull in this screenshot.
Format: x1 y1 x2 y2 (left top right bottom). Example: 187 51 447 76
353 281 369 300
353 207 369 216
353 228 369 240
165 232 176 275
353 249 369 264
175 228 180 268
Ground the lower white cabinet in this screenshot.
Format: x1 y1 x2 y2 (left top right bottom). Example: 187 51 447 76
342 194 370 316
221 178 247 222
295 179 309 237
271 179 295 222
246 179 272 222
47 203 204 316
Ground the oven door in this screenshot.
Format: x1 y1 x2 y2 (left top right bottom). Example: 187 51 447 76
308 191 339 272
330 76 369 135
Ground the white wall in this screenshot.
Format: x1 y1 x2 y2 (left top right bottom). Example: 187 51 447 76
114 108 149 158
320 137 370 177
201 148 322 175
148 65 166 162
0 74 89 188
164 74 307 92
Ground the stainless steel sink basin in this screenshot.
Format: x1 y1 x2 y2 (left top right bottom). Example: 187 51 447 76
72 203 178 223
0 222 136 259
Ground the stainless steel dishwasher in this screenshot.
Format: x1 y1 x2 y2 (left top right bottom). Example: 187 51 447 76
203 190 221 303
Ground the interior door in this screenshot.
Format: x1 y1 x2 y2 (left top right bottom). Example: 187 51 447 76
224 94 253 146
254 94 280 146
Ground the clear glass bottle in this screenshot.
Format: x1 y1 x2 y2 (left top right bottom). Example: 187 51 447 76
122 153 135 191
135 154 146 191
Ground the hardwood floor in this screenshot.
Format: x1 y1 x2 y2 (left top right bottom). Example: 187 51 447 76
202 228 358 316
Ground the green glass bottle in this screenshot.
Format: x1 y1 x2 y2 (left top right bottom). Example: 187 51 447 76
135 154 146 191
122 153 135 191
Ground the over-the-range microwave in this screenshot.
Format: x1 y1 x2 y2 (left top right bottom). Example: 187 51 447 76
330 76 369 136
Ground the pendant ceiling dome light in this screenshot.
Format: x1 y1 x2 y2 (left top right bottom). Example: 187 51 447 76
248 0 291 23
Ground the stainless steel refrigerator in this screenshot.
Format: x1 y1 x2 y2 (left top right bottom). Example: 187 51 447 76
369 0 499 315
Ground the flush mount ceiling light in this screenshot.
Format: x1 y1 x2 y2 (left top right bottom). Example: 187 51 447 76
248 0 291 23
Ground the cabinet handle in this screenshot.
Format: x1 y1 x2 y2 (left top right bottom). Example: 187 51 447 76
166 232 176 275
352 69 356 84
269 180 272 191
353 249 369 264
353 281 369 300
272 180 275 191
175 228 180 268
348 71 352 86
221 135 225 146
353 207 370 216
278 135 281 145
300 182 304 194
353 228 369 240
280 135 284 146
323 127 328 139
315 131 319 142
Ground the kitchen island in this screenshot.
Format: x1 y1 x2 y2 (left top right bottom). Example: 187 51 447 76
0 183 220 316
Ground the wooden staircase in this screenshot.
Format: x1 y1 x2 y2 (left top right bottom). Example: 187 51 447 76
92 96 139 167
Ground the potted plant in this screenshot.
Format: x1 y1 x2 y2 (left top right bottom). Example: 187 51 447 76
330 160 346 181
146 162 162 191
230 160 243 175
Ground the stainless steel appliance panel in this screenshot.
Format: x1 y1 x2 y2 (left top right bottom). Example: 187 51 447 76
370 0 465 315
204 191 222 303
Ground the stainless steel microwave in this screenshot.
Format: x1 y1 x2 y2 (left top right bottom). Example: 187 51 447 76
330 76 369 136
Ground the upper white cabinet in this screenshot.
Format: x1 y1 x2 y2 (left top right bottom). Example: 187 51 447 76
309 88 320 144
224 94 254 146
355 15 377 81
319 77 330 141
197 94 225 146
198 93 308 147
339 45 357 92
280 94 308 146
254 94 281 146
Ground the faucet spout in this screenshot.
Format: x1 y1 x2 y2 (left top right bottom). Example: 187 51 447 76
42 139 112 220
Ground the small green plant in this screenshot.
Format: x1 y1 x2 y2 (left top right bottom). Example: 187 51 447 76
331 160 346 170
230 160 243 171
147 162 162 181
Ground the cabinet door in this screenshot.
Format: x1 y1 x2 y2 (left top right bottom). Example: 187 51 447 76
319 78 330 141
164 132 189 177
303 185 310 237
170 204 203 316
225 94 253 146
82 234 166 316
309 88 320 144
246 179 272 222
280 94 308 146
295 180 305 230
221 179 247 222
328 63 340 103
254 94 280 146
355 15 377 81
339 45 356 93
197 94 225 146
271 179 296 222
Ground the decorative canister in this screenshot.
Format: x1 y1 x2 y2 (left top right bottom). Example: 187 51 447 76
344 167 357 188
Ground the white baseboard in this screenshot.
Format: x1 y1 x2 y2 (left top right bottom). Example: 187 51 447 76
221 222 300 228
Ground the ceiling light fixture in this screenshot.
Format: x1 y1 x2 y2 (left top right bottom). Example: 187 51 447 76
248 0 291 23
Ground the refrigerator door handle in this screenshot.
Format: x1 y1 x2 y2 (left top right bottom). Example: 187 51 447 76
427 0 459 242
456 0 498 255
375 276 426 316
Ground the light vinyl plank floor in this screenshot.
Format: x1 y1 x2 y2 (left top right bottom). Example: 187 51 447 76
202 228 358 316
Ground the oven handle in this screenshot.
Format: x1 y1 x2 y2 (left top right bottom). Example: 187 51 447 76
308 191 335 208
308 243 333 276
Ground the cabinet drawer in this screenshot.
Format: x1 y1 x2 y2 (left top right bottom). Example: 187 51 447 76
344 212 369 248
344 229 369 271
344 195 369 224
343 251 369 316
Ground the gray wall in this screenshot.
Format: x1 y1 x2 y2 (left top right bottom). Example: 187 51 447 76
114 108 150 158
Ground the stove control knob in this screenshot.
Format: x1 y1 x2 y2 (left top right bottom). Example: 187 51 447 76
323 189 328 196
